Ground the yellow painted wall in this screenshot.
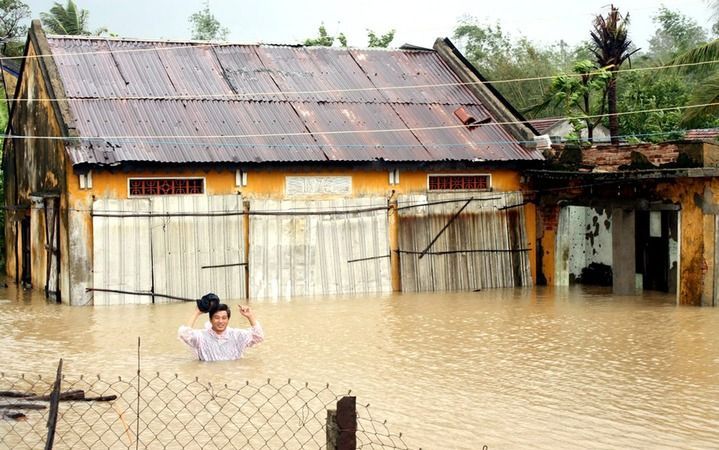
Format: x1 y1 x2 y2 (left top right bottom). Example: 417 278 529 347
79 167 523 200
657 178 718 305
70 166 537 288
541 228 556 286
524 203 538 283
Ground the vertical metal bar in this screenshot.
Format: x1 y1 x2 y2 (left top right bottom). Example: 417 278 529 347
148 210 155 305
44 359 63 450
243 200 251 299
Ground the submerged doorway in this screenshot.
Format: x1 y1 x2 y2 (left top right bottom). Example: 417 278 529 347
556 205 679 294
635 210 678 293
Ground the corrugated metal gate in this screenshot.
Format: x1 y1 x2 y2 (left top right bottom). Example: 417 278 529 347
397 192 531 292
92 195 245 305
249 198 391 298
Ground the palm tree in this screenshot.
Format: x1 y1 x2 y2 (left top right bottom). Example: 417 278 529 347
39 0 106 36
589 5 639 144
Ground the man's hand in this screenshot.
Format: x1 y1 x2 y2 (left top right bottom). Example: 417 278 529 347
238 304 257 326
187 307 203 328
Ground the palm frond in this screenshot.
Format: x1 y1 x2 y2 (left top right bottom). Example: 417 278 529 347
671 39 719 73
680 71 719 125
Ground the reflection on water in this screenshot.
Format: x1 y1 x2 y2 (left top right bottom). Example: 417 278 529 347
1 282 718 449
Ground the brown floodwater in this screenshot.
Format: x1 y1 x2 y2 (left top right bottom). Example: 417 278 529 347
1 281 718 449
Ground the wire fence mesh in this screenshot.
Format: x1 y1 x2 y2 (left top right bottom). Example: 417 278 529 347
0 368 411 449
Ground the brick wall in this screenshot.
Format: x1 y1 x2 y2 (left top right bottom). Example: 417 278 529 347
553 143 681 171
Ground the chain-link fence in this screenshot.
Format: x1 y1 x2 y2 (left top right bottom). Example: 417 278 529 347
0 363 411 449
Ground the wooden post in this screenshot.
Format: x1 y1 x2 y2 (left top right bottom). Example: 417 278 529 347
326 396 357 450
388 196 401 292
44 359 63 450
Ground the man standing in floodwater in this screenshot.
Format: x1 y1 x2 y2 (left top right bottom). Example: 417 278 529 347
178 296 264 361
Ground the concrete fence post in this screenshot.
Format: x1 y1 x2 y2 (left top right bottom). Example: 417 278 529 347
326 396 356 450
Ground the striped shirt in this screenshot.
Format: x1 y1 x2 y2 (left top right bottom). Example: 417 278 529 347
178 321 264 361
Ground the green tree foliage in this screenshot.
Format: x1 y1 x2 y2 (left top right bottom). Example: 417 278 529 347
40 0 107 35
666 2 719 125
617 71 695 142
615 7 717 138
0 0 30 56
589 5 638 144
649 6 707 61
304 24 346 47
530 60 611 143
189 1 228 41
367 29 395 48
304 25 396 48
453 18 576 115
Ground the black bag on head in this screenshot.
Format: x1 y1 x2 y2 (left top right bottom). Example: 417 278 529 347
197 293 220 313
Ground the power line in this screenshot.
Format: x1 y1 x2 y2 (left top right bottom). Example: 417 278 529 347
1 41 718 103
0 128 694 148
3 101 717 142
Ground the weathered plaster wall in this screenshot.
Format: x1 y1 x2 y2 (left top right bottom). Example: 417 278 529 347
567 206 612 281
4 41 67 295
656 179 719 305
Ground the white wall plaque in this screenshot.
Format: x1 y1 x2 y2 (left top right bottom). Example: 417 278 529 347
285 176 352 196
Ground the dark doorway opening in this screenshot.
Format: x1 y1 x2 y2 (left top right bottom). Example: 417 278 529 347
635 210 678 293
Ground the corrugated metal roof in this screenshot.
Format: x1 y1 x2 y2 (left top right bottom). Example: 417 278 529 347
528 118 563 135
685 128 719 141
45 37 541 165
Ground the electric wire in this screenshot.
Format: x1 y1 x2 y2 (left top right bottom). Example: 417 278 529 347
2 101 717 142
0 40 717 103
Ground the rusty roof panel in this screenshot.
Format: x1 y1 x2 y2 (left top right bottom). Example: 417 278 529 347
254 46 378 103
66 100 326 164
155 45 234 97
104 40 182 97
211 45 285 101
291 102 432 161
392 104 542 161
350 49 478 105
50 39 132 97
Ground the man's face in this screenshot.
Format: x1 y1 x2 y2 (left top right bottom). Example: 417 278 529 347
210 310 229 334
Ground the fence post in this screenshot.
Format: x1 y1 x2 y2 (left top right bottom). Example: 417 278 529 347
388 195 402 292
326 396 356 450
336 396 357 450
326 409 337 450
44 358 63 450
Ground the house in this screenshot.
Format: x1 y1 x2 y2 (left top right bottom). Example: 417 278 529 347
4 20 543 305
529 117 611 143
528 140 719 306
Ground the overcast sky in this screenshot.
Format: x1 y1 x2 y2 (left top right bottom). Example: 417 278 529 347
22 0 714 50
